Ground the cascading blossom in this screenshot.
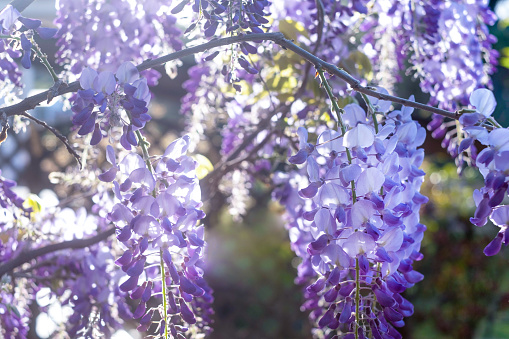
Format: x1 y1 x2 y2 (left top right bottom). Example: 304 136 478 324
276 96 427 338
71 62 151 149
54 0 183 83
99 136 213 336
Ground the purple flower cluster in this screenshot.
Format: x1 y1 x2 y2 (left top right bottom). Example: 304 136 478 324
71 62 151 149
0 170 32 265
99 136 213 336
0 285 30 338
275 98 428 337
450 89 509 256
54 0 182 82
174 0 271 37
0 5 56 95
363 1 497 110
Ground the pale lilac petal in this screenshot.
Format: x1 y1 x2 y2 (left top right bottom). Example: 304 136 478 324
356 167 385 196
488 128 509 152
318 182 350 208
377 227 404 252
297 126 308 149
133 78 150 102
321 244 351 269
316 130 344 156
463 126 489 145
129 168 155 192
340 164 361 183
490 206 509 227
80 67 98 90
116 61 139 84
351 200 376 228
343 232 376 257
119 153 146 175
343 124 374 148
93 71 116 95
470 88 496 117
343 104 366 127
314 208 335 235
164 136 190 158
0 5 21 30
307 156 320 182
106 145 117 166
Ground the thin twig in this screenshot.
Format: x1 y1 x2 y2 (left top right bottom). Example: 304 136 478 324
0 226 115 278
19 111 82 169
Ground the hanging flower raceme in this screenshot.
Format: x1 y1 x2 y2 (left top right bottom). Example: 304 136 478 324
450 89 509 256
99 136 213 336
72 62 151 149
277 98 427 338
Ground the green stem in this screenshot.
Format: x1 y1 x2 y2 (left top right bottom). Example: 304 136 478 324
135 131 168 338
31 38 59 82
135 130 153 172
160 249 170 339
355 257 360 339
317 69 357 201
1 34 59 82
361 93 379 133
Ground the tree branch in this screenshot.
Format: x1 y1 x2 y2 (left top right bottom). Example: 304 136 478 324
2 32 463 122
8 0 35 12
0 226 115 278
19 111 83 168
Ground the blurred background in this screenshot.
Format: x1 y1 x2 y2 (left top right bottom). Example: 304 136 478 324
1 0 509 338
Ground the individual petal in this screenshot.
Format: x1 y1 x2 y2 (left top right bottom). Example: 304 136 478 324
470 88 496 117
316 129 344 156
488 128 509 152
314 208 335 235
343 124 375 148
377 227 403 252
119 153 145 175
307 156 320 182
36 27 58 39
297 126 308 149
490 206 509 226
133 78 150 103
116 61 140 84
93 71 116 95
289 149 308 165
343 232 376 257
18 16 41 29
129 168 155 191
90 123 103 145
80 67 98 90
299 181 321 198
119 275 138 292
321 244 351 269
0 5 21 30
340 164 361 183
483 232 504 256
351 200 376 228
164 135 190 158
343 104 366 127
98 166 118 182
318 182 350 208
77 112 97 135
356 167 385 196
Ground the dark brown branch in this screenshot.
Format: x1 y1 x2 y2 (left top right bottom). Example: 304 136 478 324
8 0 34 12
0 227 115 278
2 32 462 122
19 111 83 169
